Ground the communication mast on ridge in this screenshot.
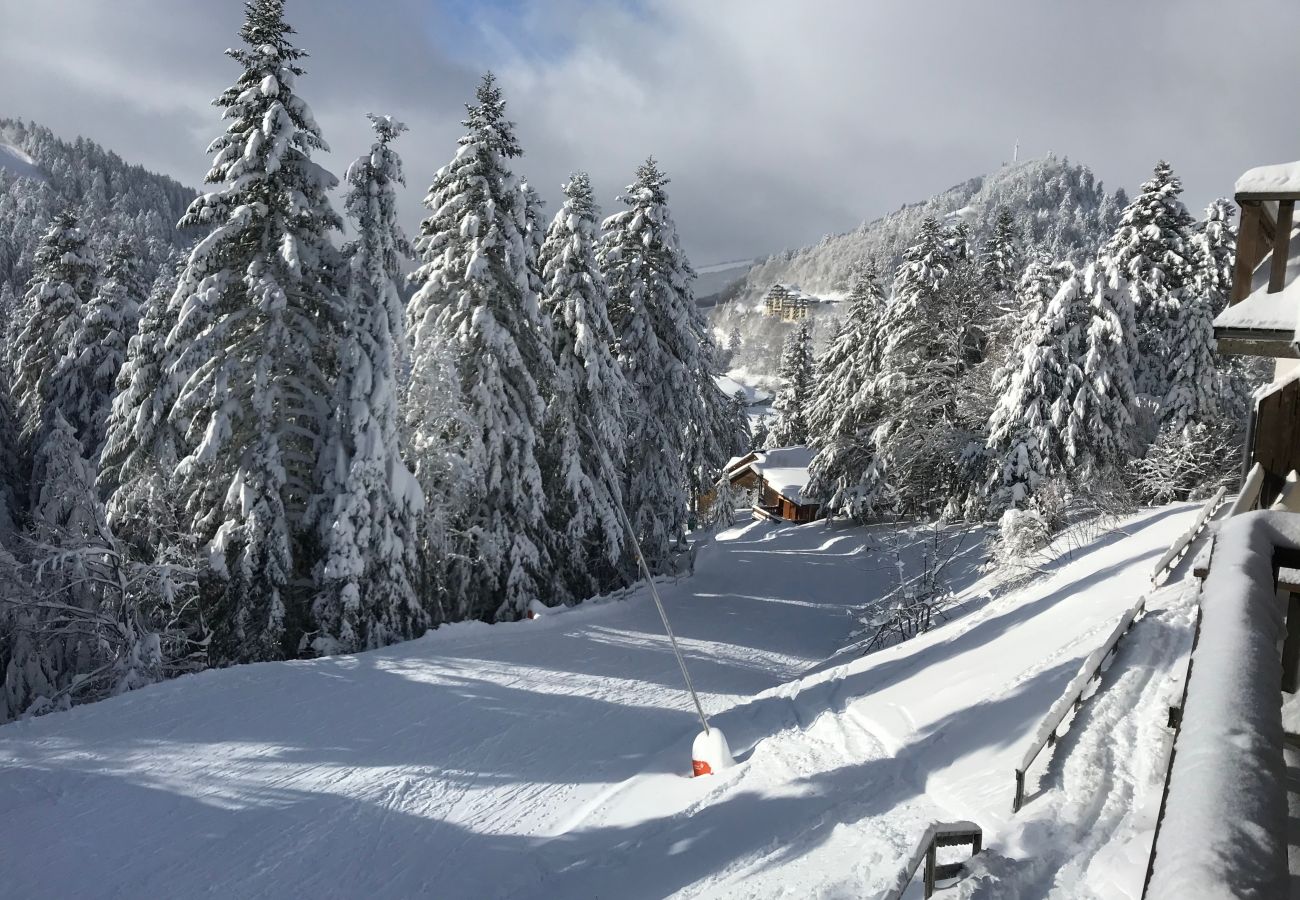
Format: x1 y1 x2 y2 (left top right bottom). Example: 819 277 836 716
1013 138 1020 163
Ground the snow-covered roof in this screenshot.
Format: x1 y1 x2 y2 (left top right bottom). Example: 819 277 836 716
735 445 816 503
1235 160 1300 197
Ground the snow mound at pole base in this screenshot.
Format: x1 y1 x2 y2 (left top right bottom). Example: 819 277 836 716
692 728 735 776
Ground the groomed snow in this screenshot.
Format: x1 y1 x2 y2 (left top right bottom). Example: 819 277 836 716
0 505 1201 898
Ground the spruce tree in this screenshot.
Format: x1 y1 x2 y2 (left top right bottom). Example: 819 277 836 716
980 207 1020 303
868 218 963 514
0 367 21 540
406 73 554 622
1192 198 1236 318
1159 281 1220 434
805 263 887 506
52 238 144 458
311 115 423 653
12 211 96 439
984 260 1086 509
767 320 814 447
1062 260 1140 478
1099 160 1195 404
165 0 344 663
100 256 184 556
537 172 630 601
600 159 720 567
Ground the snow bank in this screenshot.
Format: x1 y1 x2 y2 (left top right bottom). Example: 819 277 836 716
1146 511 1295 899
1235 161 1300 197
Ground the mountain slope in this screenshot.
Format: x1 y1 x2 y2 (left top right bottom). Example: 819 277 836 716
737 155 1123 299
0 119 197 296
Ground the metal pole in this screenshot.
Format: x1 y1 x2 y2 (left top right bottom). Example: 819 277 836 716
615 497 712 736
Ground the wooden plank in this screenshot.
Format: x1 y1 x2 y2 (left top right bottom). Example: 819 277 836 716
1227 463 1266 517
1270 199 1295 293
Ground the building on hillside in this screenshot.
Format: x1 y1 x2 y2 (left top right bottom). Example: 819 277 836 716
762 283 813 321
1213 162 1300 503
717 446 821 523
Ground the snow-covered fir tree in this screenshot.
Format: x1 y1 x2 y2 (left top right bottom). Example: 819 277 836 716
51 238 144 458
2 410 104 719
0 368 21 541
766 320 814 448
1191 198 1236 319
1099 160 1195 408
805 262 887 507
537 172 631 601
1062 260 1139 478
99 255 185 556
979 207 1020 302
1158 275 1220 434
984 259 1086 510
866 217 964 514
600 158 726 567
311 115 423 654
406 73 554 622
12 211 96 439
165 0 344 663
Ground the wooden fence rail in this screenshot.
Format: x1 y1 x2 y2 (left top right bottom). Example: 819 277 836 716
880 821 983 900
1149 486 1227 585
1013 596 1147 813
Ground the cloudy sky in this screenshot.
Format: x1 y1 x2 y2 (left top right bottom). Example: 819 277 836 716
2 0 1297 266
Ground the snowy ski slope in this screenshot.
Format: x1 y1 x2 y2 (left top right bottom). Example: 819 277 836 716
0 505 1199 898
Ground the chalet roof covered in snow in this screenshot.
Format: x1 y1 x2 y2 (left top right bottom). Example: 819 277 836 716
730 445 816 503
1235 160 1300 198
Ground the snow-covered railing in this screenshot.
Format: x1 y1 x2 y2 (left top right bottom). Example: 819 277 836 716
1149 486 1227 585
1013 596 1146 813
1225 461 1265 518
879 821 982 900
1143 511 1298 899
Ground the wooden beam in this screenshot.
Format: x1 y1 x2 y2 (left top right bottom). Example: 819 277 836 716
1270 199 1295 293
1213 332 1300 359
1231 203 1264 305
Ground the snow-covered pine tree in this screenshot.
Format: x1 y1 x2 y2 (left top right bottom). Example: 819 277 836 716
1099 160 1195 408
1191 198 1236 319
980 207 1020 304
0 367 22 541
600 158 724 568
51 238 145 458
99 255 185 556
537 172 631 602
984 259 1086 510
1158 274 1220 434
805 262 887 507
1062 260 1140 479
165 0 344 663
2 410 104 719
866 218 963 514
310 115 423 654
12 211 96 439
766 320 814 448
406 73 554 622
727 327 743 357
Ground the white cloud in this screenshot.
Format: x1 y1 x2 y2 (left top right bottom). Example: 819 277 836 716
0 0 1295 265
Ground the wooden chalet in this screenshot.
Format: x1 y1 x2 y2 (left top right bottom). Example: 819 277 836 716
722 446 821 523
1213 161 1300 503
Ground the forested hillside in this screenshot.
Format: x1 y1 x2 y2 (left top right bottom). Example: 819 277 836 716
0 119 196 301
737 155 1124 300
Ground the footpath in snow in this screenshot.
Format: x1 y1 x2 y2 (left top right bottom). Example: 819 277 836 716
0 504 1199 899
